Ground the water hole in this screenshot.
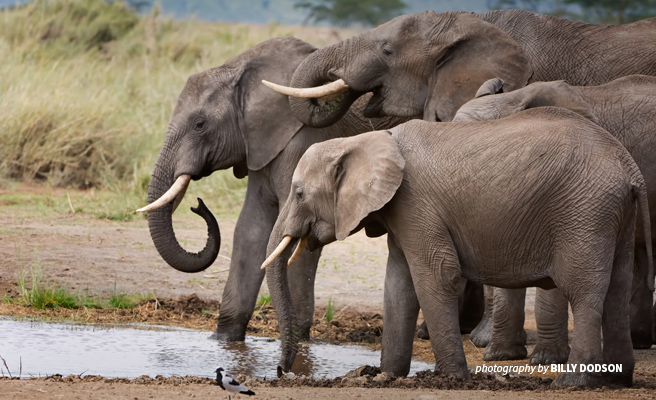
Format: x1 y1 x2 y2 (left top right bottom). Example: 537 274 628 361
0 317 432 379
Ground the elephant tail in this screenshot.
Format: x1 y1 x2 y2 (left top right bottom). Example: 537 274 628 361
633 176 654 292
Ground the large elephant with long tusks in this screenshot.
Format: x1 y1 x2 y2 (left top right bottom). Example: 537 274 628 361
139 37 407 341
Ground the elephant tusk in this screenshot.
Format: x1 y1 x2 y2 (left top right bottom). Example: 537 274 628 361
262 79 349 101
261 236 293 270
287 236 307 267
136 174 191 213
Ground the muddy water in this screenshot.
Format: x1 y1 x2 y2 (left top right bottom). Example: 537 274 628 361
0 318 432 379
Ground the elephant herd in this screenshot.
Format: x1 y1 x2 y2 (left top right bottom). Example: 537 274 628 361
139 9 656 388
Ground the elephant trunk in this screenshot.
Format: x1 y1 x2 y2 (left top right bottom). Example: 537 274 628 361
146 158 220 273
264 216 299 377
288 38 363 128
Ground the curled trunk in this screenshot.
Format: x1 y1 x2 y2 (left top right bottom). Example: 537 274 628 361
146 166 220 273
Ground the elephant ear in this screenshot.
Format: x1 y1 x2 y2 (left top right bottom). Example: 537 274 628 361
333 131 405 241
423 13 532 122
237 38 317 171
521 81 599 125
475 78 505 98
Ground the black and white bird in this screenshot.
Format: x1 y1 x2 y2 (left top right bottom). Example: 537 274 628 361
215 367 255 400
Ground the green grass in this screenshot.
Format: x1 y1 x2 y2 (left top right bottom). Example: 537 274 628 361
256 293 272 308
17 255 79 309
0 0 353 221
13 251 152 310
325 297 335 322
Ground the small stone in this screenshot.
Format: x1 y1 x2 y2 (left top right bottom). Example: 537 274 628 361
373 372 391 383
282 371 296 380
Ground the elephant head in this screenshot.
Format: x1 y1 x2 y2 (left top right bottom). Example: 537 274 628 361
141 37 315 273
262 131 404 375
453 78 599 123
266 11 532 126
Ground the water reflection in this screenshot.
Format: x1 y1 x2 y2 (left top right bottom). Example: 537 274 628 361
0 317 432 379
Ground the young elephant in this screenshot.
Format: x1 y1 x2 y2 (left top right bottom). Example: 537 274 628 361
264 107 652 388
454 75 656 363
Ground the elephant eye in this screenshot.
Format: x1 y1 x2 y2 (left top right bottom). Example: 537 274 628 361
193 117 207 132
295 188 303 201
382 43 393 56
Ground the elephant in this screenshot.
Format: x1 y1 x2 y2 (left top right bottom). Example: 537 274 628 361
138 36 407 342
264 9 656 351
451 75 656 362
263 107 653 388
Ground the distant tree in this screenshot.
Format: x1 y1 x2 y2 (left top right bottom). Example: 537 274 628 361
296 0 407 27
562 0 656 24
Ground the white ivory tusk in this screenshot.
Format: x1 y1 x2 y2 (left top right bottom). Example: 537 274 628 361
261 236 293 270
287 236 308 267
136 174 191 213
262 79 349 100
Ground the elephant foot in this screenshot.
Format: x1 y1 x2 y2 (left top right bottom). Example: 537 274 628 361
297 323 312 341
417 321 430 340
469 317 492 348
552 372 602 388
211 326 246 342
212 316 249 342
483 340 527 361
630 330 654 349
552 370 632 388
434 365 471 381
529 343 569 365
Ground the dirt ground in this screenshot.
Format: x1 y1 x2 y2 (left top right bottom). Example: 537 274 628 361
1 185 656 399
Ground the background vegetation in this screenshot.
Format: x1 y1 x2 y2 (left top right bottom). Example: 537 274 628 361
0 0 353 220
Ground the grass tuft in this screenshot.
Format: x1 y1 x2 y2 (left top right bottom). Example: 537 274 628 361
256 293 271 308
325 297 335 323
17 255 78 309
14 251 152 310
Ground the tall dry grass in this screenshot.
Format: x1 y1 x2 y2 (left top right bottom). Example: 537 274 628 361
0 0 355 218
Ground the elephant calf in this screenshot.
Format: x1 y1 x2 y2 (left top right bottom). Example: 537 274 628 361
454 75 656 363
264 107 652 388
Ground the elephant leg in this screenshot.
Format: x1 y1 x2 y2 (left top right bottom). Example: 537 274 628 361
459 280 485 334
287 248 322 340
630 245 654 349
417 279 484 339
213 174 278 341
406 234 469 380
600 236 635 387
469 284 495 347
381 237 420 377
483 288 528 361
552 251 613 388
653 299 656 344
530 287 570 365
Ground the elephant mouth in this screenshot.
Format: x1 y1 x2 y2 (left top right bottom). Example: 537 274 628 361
363 87 386 118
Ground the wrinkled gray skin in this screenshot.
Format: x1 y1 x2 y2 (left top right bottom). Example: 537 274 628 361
266 107 652 388
283 9 656 345
145 37 405 341
452 75 656 362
